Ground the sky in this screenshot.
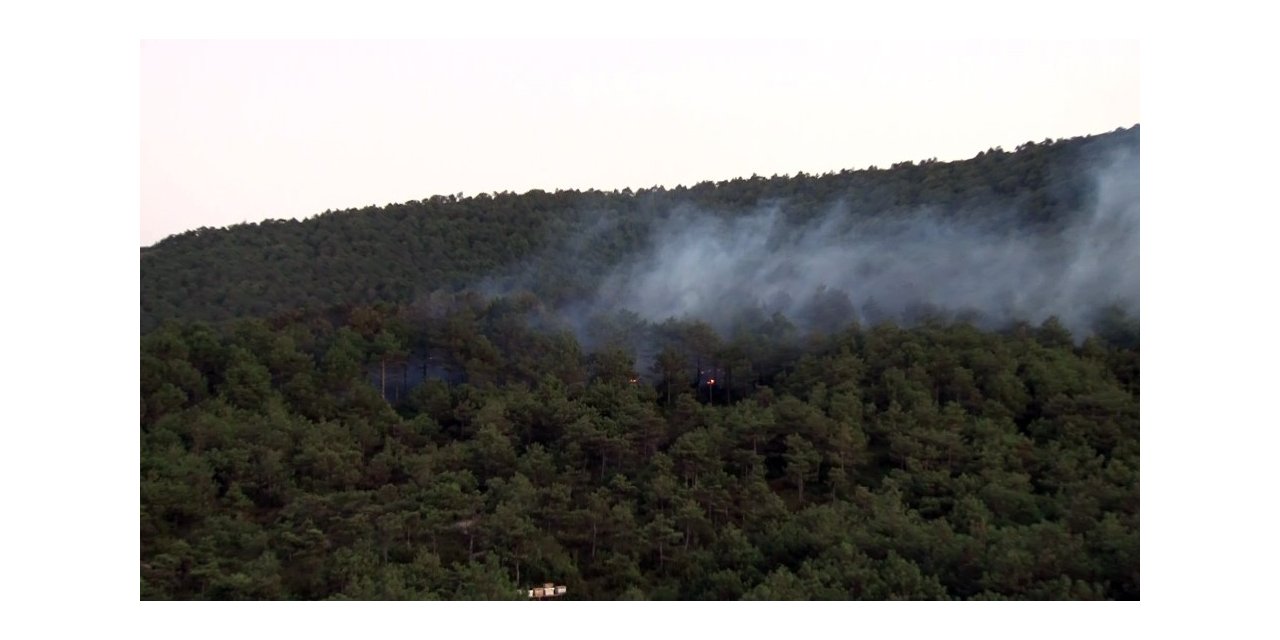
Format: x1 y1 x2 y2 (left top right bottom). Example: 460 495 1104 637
140 39 1138 246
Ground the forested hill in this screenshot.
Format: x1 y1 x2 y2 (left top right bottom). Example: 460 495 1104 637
141 126 1140 600
140 125 1138 332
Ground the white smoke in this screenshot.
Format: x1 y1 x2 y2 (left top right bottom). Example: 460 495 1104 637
589 148 1138 337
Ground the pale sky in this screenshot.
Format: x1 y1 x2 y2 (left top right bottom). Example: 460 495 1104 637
140 39 1138 246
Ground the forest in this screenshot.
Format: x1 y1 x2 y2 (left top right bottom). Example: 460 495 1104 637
140 126 1139 600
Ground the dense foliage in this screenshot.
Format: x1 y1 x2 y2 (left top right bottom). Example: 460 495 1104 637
141 298 1138 600
140 126 1138 332
141 126 1138 600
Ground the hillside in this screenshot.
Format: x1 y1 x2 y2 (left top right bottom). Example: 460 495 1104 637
141 126 1138 333
140 126 1140 600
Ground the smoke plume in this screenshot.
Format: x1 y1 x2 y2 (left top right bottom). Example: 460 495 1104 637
582 149 1138 338
472 143 1138 348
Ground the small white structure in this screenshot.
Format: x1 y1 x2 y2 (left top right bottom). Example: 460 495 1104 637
526 583 568 599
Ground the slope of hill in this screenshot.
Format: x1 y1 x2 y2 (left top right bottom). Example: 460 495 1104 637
140 126 1140 601
141 126 1138 333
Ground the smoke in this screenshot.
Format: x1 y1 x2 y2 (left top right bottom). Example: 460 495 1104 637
469 144 1138 347
587 148 1138 338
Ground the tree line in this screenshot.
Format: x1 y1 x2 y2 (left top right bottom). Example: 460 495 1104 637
140 126 1138 332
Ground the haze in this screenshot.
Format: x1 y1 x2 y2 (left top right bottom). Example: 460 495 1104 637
141 39 1138 246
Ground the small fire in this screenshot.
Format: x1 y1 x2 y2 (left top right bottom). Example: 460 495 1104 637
707 378 716 385
629 377 639 384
